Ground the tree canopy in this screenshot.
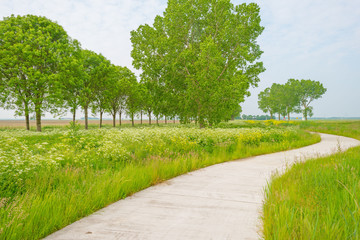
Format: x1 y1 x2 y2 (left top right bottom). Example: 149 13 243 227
1 3 268 130
258 79 326 120
131 0 265 127
0 14 78 131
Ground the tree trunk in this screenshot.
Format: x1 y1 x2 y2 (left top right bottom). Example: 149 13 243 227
72 108 76 123
148 111 151 125
25 113 30 130
173 118 175 124
165 116 167 124
131 113 134 127
119 111 122 126
112 113 116 127
99 111 103 128
24 102 30 130
85 106 88 130
156 115 159 125
35 106 41 132
140 110 143 125
288 112 290 121
199 117 205 129
278 113 280 121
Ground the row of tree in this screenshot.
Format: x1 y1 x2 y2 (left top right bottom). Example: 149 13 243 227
0 15 141 131
1 1 265 131
241 114 271 120
258 79 327 120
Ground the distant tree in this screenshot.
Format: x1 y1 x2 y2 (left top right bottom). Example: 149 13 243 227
105 66 132 127
0 15 77 131
257 115 271 120
90 57 112 128
272 84 288 120
79 50 108 129
290 79 327 120
282 80 301 121
124 71 139 127
59 41 84 123
258 88 275 119
135 82 147 125
141 80 155 125
118 97 127 127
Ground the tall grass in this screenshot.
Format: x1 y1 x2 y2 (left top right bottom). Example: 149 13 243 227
299 120 360 140
0 123 319 239
262 120 360 239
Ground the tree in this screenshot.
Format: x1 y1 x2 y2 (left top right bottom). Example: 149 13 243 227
290 79 326 120
124 71 139 127
131 1 265 128
258 84 286 120
258 88 274 119
282 80 301 121
140 80 154 125
0 15 77 131
258 79 326 121
58 41 84 123
78 50 107 130
105 66 134 127
271 84 288 120
231 105 242 121
90 56 112 128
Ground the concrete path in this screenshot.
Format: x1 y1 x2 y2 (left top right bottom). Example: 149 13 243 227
45 133 360 240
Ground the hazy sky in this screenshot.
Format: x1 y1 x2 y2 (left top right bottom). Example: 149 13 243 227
1 0 359 119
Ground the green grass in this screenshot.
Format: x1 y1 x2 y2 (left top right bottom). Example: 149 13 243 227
262 120 360 239
299 120 360 140
0 122 320 239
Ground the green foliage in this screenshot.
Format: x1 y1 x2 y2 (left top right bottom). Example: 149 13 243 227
0 15 78 131
258 79 326 121
58 40 84 121
293 79 327 120
1 14 137 131
124 71 141 126
131 1 265 127
258 88 273 118
104 65 134 126
0 124 319 239
66 121 81 146
76 49 113 129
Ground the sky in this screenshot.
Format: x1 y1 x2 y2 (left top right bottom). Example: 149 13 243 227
0 0 359 119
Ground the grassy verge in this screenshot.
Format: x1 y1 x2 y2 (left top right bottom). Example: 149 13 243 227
0 123 319 239
262 120 360 239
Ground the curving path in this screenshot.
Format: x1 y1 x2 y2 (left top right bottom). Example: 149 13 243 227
45 133 360 240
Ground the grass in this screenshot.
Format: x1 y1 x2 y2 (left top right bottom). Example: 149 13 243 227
299 120 360 140
0 121 320 239
262 120 360 239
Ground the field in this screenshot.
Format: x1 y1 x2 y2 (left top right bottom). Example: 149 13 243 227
0 119 176 128
0 120 320 239
262 120 360 239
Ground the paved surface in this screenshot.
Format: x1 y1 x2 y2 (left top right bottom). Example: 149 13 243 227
45 133 360 240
